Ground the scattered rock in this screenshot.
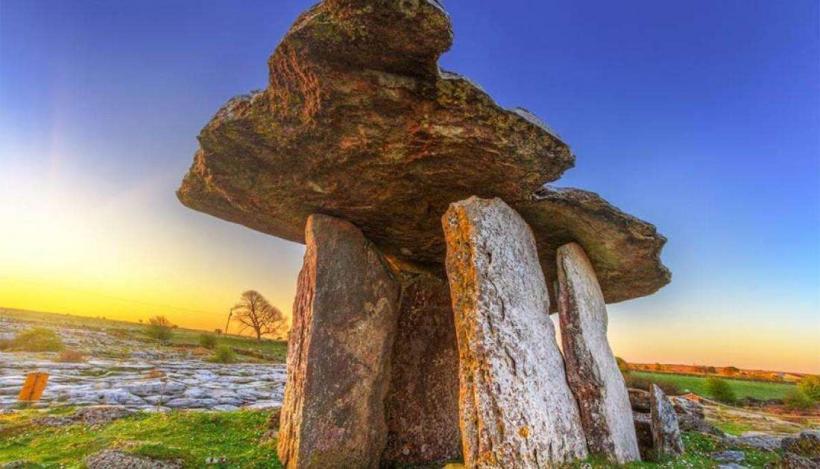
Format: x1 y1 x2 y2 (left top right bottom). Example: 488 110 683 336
557 242 640 463
1 461 39 469
713 450 746 463
278 214 401 469
85 450 182 469
629 388 651 413
649 384 684 458
443 197 588 467
74 406 133 426
729 433 784 452
782 431 820 458
670 395 712 433
780 452 818 468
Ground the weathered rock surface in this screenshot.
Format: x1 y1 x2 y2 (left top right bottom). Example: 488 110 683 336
383 271 461 465
522 186 670 309
782 431 820 459
443 197 588 467
557 242 640 463
633 412 654 461
649 384 684 458
177 0 670 307
85 450 182 469
278 214 401 469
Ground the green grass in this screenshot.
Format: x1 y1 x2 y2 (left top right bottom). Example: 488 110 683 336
632 371 795 401
0 408 282 468
572 432 780 468
2 409 783 469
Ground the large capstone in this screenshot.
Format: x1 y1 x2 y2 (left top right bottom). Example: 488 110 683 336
557 242 640 463
442 196 588 467
176 0 670 308
383 270 462 465
278 214 401 469
649 384 684 459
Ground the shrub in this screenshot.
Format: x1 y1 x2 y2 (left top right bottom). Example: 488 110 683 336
56 350 85 362
198 334 218 349
146 316 174 343
784 389 815 411
9 328 64 352
624 374 682 396
796 375 820 401
725 366 740 375
706 377 737 404
615 356 630 374
209 345 236 364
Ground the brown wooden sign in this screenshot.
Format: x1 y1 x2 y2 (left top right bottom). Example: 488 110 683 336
18 372 49 402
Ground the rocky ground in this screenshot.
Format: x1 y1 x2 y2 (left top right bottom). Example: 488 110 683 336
0 316 285 412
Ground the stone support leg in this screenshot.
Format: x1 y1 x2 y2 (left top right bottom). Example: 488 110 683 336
382 270 462 466
442 197 588 468
278 214 401 469
556 242 641 463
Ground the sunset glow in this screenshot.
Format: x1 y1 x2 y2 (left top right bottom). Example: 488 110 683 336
1 0 818 374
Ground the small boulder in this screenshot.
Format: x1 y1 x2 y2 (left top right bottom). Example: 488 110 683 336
712 450 745 464
85 450 182 469
649 384 684 458
629 388 651 413
782 431 820 459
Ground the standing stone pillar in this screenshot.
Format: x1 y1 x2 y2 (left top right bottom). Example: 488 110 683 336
556 242 641 463
383 271 462 465
278 214 401 469
649 384 684 458
442 197 588 468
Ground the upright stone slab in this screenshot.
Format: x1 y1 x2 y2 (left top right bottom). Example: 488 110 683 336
443 196 588 468
649 384 684 458
383 271 462 465
278 214 401 469
557 242 641 463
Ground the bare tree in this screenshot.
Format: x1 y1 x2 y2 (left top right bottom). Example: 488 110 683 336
231 290 287 340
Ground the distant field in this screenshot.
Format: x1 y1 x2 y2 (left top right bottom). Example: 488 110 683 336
632 371 795 401
1 307 288 362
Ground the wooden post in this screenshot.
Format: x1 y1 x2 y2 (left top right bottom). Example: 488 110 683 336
18 372 49 402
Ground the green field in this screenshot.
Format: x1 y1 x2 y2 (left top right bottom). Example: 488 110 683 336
632 371 795 400
1 308 288 362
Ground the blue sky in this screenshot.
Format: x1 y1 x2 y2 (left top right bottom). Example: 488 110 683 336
1 0 818 372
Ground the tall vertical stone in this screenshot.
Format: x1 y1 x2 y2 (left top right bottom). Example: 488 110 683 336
649 384 684 458
278 214 401 469
383 271 462 465
442 196 588 468
557 242 641 463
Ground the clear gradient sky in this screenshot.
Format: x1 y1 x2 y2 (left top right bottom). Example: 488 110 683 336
1 1 818 373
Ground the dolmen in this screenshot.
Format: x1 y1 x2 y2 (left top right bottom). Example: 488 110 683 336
177 1 671 468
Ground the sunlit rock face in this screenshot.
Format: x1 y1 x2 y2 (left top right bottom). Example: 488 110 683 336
443 197 588 467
